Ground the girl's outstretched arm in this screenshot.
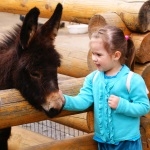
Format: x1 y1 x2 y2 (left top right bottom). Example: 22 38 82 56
60 73 95 111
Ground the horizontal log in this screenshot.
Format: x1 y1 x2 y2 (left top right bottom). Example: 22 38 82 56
22 133 97 150
0 77 85 129
0 0 149 32
88 12 131 38
56 32 90 77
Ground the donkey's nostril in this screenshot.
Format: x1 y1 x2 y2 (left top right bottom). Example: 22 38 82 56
48 108 59 118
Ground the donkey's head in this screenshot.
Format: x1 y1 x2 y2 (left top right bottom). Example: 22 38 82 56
13 3 64 117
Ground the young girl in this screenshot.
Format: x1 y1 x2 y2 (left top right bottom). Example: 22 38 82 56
59 25 150 150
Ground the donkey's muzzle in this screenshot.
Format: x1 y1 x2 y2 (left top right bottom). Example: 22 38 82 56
41 91 65 118
42 105 64 118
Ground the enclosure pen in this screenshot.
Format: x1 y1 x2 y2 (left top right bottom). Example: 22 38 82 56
0 0 150 150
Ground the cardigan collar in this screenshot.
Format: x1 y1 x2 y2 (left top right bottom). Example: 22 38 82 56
99 65 130 81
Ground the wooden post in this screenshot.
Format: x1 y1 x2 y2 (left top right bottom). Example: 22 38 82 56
0 0 149 32
88 12 131 38
22 133 97 150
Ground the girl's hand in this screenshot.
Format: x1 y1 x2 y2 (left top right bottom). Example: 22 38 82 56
59 90 65 103
108 95 120 109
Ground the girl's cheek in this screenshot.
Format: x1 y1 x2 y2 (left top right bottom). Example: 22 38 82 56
92 54 97 61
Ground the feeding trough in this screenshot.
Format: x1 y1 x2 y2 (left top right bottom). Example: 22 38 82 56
67 24 88 34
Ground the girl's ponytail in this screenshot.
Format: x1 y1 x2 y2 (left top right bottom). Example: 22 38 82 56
125 37 135 71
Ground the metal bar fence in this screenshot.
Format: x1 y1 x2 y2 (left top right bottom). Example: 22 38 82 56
19 120 87 140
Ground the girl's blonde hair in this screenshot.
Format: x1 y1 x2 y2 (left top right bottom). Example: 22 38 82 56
91 25 135 70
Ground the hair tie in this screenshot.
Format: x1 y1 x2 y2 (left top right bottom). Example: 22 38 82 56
125 35 129 40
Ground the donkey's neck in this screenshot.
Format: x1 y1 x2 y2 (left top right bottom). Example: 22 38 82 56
0 27 20 89
0 49 18 89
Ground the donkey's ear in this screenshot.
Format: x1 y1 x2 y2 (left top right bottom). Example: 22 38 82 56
40 3 63 44
20 7 40 49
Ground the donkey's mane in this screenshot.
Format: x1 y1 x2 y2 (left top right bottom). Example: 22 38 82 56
0 25 21 50
0 24 21 89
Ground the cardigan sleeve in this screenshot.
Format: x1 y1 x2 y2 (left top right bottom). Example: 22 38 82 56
115 73 150 117
63 72 95 111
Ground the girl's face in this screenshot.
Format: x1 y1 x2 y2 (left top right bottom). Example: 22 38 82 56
90 38 121 75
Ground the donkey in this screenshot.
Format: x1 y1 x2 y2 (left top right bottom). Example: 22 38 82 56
0 3 64 150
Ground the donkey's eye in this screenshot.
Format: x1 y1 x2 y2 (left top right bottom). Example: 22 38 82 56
30 71 41 79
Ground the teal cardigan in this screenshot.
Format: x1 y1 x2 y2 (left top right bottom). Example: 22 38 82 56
63 65 150 144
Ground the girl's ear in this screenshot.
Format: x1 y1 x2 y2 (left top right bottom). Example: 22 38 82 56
113 51 121 60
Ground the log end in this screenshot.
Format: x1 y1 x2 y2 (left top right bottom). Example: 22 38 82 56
138 0 150 33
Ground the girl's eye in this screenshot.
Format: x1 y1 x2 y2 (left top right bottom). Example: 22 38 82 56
95 53 102 57
92 51 102 57
92 52 100 55
30 71 41 79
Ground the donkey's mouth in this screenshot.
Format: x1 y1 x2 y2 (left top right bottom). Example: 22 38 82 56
42 105 64 118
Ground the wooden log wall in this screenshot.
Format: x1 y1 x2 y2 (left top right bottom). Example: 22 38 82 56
0 0 149 32
56 29 150 78
0 0 149 78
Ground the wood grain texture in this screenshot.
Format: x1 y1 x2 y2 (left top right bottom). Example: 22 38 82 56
0 0 149 32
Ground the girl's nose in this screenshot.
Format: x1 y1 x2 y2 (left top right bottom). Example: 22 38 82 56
92 54 97 62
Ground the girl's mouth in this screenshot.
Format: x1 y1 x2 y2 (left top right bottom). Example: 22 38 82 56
95 64 101 68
